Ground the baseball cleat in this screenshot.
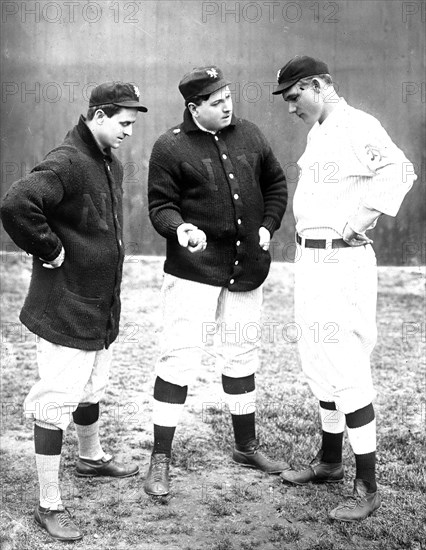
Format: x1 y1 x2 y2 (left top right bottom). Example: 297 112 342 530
329 479 381 522
75 453 139 478
34 504 83 542
280 458 344 485
232 439 290 474
144 453 170 496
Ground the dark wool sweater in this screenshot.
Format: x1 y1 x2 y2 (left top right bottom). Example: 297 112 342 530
0 116 124 350
148 111 287 291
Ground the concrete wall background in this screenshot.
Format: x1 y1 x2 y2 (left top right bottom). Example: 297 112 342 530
1 0 424 264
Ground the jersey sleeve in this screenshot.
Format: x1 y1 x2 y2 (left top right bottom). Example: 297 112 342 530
0 162 65 261
350 114 417 218
147 135 185 240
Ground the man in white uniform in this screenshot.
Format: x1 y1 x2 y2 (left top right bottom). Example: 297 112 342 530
272 56 416 521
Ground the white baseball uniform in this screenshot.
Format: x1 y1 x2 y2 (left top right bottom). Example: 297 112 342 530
156 274 262 390
24 338 112 431
293 98 416 413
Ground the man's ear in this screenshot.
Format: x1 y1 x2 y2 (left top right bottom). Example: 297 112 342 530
94 109 106 123
311 78 322 93
187 103 198 117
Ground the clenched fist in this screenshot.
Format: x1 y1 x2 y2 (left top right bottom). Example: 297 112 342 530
177 223 207 253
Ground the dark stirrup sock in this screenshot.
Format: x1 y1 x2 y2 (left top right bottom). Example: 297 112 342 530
153 377 188 457
222 374 256 447
346 404 377 492
319 401 344 463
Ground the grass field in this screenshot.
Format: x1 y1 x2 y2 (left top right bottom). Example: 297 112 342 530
0 254 425 550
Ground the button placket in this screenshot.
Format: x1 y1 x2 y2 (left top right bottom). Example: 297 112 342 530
104 160 123 254
214 136 245 288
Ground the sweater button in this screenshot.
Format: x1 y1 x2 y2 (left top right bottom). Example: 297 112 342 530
222 154 227 159
236 240 241 246
214 136 219 141
233 193 239 200
229 173 234 179
234 260 239 265
237 218 242 225
230 279 235 285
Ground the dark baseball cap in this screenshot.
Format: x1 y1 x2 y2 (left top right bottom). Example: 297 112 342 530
272 56 330 95
179 66 230 101
89 81 148 112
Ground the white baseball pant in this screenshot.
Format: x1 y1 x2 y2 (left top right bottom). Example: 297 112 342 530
294 243 377 414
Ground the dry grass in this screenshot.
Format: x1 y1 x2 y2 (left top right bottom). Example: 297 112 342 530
0 254 425 550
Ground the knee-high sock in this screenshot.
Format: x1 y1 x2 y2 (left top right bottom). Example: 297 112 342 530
319 401 345 463
34 420 63 510
73 403 104 461
222 374 256 447
346 403 377 492
153 377 187 457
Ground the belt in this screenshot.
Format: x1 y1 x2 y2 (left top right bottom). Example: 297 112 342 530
296 233 350 249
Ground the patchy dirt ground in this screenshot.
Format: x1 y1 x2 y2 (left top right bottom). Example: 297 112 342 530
1 255 425 550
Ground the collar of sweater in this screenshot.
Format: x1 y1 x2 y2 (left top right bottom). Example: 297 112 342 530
192 115 217 134
181 108 236 134
76 115 113 162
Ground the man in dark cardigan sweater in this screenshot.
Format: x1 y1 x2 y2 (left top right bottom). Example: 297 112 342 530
144 66 290 496
1 82 147 542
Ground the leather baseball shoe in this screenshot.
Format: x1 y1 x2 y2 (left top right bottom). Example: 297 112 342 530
280 457 344 485
75 453 139 478
34 505 83 542
232 439 290 474
329 479 381 522
144 453 170 496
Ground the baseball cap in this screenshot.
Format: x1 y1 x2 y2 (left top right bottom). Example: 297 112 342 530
272 56 330 95
89 81 148 112
178 66 230 101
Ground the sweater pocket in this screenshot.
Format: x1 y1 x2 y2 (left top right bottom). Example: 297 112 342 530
44 287 104 341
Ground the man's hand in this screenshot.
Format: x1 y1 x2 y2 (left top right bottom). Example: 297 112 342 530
177 223 207 253
41 247 65 269
259 227 271 251
342 223 373 247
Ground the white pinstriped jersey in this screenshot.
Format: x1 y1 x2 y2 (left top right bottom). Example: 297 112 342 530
293 98 416 239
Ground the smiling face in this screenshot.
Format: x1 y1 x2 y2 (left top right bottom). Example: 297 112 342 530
188 86 233 132
92 107 138 151
283 79 325 126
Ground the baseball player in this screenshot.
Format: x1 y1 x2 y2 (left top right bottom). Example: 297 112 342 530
272 56 416 521
1 82 147 542
144 65 289 496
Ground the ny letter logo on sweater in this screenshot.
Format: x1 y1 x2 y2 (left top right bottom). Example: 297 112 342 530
78 193 108 231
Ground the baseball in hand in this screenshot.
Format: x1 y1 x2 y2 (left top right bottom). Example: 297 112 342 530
188 229 206 247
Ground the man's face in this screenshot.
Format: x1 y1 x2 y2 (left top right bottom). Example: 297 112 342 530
283 81 323 125
95 107 138 151
191 86 233 132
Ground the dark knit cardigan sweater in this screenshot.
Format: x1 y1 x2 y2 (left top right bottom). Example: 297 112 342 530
0 116 124 350
148 111 287 291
